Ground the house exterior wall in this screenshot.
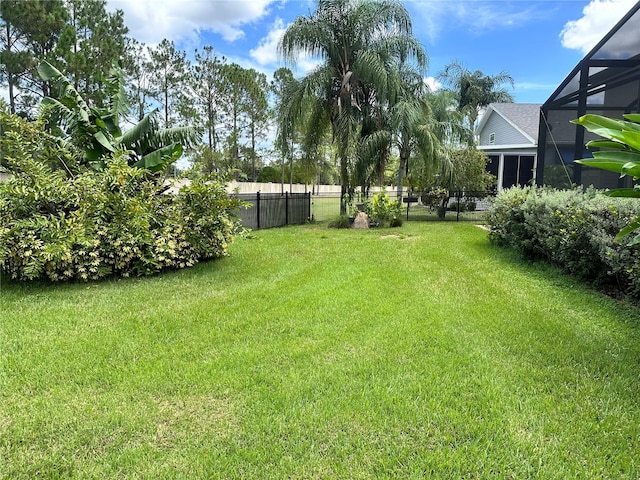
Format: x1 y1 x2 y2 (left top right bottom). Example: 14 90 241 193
478 113 530 146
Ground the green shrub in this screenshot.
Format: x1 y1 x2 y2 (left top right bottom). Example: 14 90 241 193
328 215 352 229
487 186 640 298
364 192 402 227
0 152 245 282
448 202 466 212
389 216 403 228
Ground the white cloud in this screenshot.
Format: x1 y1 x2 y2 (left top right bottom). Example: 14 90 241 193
107 0 277 45
249 17 322 75
560 0 638 56
250 18 286 65
424 76 441 92
514 81 559 91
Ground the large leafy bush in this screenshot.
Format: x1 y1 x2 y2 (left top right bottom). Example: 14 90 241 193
487 186 640 298
0 110 244 282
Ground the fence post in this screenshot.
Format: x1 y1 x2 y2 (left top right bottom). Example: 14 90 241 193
456 190 461 222
307 192 311 222
285 191 289 226
256 191 261 229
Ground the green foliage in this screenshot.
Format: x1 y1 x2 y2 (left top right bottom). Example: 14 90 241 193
437 148 496 192
1 106 81 175
256 165 281 183
39 60 198 173
364 191 403 227
327 214 352 229
573 113 640 243
4 223 639 478
0 112 244 282
487 186 640 298
279 0 427 203
438 61 514 134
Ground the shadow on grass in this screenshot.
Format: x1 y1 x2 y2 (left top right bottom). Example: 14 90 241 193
0 256 230 299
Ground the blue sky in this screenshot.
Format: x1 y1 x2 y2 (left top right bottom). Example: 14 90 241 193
106 0 638 105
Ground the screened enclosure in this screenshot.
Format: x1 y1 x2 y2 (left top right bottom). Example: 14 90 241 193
536 2 640 189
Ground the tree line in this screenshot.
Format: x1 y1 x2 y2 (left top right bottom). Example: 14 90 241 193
0 0 515 194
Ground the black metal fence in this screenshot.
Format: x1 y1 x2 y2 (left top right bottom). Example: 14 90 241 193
233 190 495 229
405 190 496 221
235 192 311 230
309 190 497 223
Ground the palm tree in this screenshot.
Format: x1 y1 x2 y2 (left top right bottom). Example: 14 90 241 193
438 61 514 139
279 0 427 211
361 71 474 199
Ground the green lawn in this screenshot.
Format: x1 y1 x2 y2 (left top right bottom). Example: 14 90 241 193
1 222 639 478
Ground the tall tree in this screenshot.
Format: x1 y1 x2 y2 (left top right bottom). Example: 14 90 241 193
279 0 427 210
219 63 248 178
244 68 269 181
439 61 514 138
62 0 128 107
147 39 189 128
272 67 300 192
360 68 443 198
122 38 154 122
218 63 270 180
191 46 226 151
0 0 68 114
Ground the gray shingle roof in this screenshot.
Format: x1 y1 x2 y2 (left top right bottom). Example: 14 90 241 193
488 103 541 142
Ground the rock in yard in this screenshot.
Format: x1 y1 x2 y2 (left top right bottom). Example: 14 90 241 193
352 211 369 229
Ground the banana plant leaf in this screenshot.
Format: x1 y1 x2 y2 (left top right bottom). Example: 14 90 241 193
585 139 629 151
622 130 640 151
36 61 64 81
616 219 640 245
604 187 640 198
571 114 634 143
93 131 115 152
575 151 640 177
133 143 183 172
117 109 158 151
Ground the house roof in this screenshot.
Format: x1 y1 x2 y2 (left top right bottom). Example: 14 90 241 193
477 103 541 143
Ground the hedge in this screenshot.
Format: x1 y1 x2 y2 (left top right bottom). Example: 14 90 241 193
486 186 640 299
0 155 245 282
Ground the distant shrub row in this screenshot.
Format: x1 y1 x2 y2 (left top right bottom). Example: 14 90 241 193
486 186 640 299
0 155 245 282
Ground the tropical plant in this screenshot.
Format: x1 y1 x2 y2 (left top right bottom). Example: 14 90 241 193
572 113 640 243
364 191 402 227
0 109 245 282
279 0 427 211
359 69 434 197
37 60 198 173
439 61 514 137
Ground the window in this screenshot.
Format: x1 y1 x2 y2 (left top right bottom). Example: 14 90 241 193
489 132 495 145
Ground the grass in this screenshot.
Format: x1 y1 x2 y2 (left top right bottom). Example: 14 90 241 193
1 222 640 478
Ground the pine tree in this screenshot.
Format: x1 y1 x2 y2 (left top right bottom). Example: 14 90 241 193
148 39 190 128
